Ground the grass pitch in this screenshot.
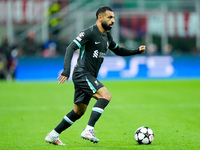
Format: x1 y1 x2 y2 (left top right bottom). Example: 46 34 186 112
0 80 200 150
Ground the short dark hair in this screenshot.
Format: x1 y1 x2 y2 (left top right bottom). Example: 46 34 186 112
96 6 113 19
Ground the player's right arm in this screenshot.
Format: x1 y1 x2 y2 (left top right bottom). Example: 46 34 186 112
60 42 79 77
58 28 91 83
57 42 78 83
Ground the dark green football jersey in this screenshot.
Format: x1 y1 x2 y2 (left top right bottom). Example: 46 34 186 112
61 24 141 78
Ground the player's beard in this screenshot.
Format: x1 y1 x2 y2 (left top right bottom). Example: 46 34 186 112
101 21 113 31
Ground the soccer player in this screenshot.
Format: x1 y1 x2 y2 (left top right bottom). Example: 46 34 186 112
45 6 146 145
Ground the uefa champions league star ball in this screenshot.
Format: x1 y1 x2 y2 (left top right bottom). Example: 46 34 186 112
134 126 154 145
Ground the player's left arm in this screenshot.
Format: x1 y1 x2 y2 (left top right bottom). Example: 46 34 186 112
107 32 146 56
110 45 146 56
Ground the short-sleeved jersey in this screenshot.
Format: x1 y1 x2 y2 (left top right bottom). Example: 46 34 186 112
73 24 118 77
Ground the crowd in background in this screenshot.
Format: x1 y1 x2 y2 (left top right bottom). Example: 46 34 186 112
0 31 70 80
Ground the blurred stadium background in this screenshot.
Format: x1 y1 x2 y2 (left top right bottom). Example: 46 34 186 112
1 1 200 149
0 0 200 81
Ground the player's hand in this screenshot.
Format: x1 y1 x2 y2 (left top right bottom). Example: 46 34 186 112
139 45 146 54
57 75 68 84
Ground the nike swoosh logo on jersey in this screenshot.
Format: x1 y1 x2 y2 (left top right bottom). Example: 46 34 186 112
95 42 100 44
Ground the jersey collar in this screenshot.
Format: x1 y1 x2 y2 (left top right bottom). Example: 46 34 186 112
94 24 107 36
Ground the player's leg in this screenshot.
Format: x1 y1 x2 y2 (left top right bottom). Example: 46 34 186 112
53 103 87 134
86 87 111 129
72 72 111 143
45 88 90 145
81 80 111 143
45 103 85 145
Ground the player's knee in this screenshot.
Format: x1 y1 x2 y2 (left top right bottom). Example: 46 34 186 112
74 108 86 116
104 92 112 101
93 87 112 101
73 103 87 116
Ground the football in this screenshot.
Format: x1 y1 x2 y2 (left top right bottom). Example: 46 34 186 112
134 126 154 145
